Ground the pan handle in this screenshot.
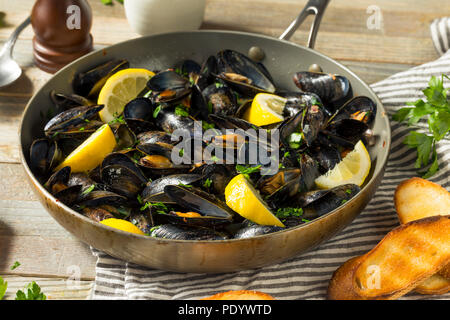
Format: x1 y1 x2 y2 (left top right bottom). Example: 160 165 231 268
279 0 330 49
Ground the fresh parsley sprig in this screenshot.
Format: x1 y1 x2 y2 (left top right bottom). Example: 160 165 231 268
392 75 450 178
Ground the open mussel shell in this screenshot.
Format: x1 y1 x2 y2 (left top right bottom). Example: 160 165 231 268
302 184 361 219
326 118 371 147
78 190 128 208
164 185 234 225
329 95 377 126
141 173 203 203
277 91 328 117
54 185 83 207
44 166 71 194
200 82 238 116
216 49 276 97
150 224 229 240
44 105 104 137
128 210 155 234
293 71 350 104
147 70 191 104
100 152 148 199
82 207 115 223
50 90 94 111
72 59 129 98
279 103 326 150
308 142 342 174
29 138 62 177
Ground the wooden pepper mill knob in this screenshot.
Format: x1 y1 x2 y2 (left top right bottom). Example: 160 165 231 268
31 0 93 74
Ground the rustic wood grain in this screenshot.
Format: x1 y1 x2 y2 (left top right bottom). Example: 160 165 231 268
0 0 443 300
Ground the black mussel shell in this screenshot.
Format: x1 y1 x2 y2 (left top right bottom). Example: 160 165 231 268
150 224 229 240
303 184 361 218
73 59 129 97
330 96 377 126
308 143 342 174
234 224 284 239
82 207 115 222
164 185 234 220
54 185 83 206
155 104 195 134
128 211 154 234
216 49 276 96
78 190 128 207
44 166 71 194
141 173 203 203
44 105 104 137
50 90 94 111
29 138 62 177
293 72 350 103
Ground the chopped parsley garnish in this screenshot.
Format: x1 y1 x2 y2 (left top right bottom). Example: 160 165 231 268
275 207 303 219
10 261 21 270
175 105 189 117
153 104 162 118
203 178 212 188
392 75 450 178
236 164 261 179
81 184 96 196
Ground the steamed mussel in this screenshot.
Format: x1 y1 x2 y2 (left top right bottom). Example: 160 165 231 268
30 49 376 241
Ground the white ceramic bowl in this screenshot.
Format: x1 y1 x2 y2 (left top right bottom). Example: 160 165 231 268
124 0 207 36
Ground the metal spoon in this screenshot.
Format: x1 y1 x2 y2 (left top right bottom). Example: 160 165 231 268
0 16 31 88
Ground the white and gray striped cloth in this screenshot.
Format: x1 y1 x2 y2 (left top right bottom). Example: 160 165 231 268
90 18 450 300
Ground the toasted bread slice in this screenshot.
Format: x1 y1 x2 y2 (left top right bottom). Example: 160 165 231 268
415 274 450 295
327 256 367 300
394 177 450 224
202 290 275 300
394 177 450 292
353 216 450 299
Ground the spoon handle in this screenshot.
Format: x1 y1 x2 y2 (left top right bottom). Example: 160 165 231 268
0 16 31 58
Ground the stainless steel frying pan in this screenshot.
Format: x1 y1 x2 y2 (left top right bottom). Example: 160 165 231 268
19 0 391 273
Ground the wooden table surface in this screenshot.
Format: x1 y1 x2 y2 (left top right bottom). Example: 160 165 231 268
0 0 444 299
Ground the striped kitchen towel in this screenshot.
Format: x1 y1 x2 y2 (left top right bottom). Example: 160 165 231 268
90 18 450 300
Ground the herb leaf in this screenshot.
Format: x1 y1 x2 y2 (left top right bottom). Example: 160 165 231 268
392 75 449 178
0 277 7 300
15 282 46 300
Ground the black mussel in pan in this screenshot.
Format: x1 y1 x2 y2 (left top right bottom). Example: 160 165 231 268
150 224 229 240
73 59 129 98
44 105 104 137
329 96 377 126
50 90 94 111
233 224 284 239
216 49 276 96
293 71 350 104
147 70 191 104
154 104 196 134
141 173 203 203
164 185 234 224
301 184 361 219
29 138 62 178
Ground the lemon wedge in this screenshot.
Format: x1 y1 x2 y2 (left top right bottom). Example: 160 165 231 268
100 218 145 235
315 140 371 189
55 124 117 173
98 68 155 123
225 174 285 227
242 93 286 126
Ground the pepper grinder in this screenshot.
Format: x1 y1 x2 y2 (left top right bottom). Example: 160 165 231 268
31 0 93 74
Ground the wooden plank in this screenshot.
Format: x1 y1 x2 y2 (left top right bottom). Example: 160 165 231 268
1 275 92 300
0 0 442 65
0 163 97 279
